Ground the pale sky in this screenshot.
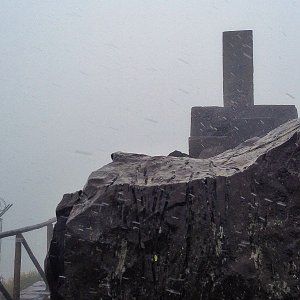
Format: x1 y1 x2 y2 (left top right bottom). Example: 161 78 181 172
0 0 299 278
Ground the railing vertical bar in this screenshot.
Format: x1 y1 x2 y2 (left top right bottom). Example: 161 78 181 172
13 234 22 300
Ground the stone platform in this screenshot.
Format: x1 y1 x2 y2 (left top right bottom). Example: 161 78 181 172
189 104 298 157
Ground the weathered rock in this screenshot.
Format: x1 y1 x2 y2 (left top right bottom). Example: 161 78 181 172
168 150 189 158
47 119 300 300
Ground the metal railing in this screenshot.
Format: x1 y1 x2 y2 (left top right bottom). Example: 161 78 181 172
0 217 56 300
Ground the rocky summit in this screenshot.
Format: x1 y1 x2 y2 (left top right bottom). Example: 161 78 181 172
46 119 300 300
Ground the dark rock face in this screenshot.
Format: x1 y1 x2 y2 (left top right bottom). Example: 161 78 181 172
168 150 189 158
45 192 82 300
47 119 300 300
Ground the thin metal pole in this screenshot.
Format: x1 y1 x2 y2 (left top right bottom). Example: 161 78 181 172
13 234 22 300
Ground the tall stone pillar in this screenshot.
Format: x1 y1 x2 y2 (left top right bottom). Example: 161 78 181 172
223 30 254 107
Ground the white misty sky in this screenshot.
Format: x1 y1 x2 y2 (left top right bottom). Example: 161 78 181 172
0 0 299 278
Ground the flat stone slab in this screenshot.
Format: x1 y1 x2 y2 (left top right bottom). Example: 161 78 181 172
189 105 298 157
20 281 49 300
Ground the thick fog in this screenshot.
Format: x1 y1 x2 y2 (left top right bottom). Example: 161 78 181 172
0 0 299 279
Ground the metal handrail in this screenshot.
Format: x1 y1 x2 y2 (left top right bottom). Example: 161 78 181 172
0 218 56 239
0 217 56 300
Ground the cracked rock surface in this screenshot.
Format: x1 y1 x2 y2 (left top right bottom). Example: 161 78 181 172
46 119 300 300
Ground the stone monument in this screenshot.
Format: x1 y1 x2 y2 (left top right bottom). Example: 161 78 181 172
189 30 298 158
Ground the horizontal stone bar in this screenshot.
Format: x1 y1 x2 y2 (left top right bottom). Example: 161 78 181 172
191 105 298 137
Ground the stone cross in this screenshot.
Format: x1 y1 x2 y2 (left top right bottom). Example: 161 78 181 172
189 30 297 158
223 30 254 107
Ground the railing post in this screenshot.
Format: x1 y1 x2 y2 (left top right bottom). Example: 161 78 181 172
13 233 22 300
47 223 53 251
